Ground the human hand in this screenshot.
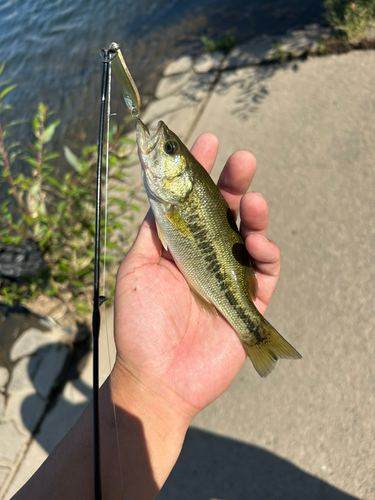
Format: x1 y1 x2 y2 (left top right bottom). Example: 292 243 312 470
112 133 280 424
10 135 281 500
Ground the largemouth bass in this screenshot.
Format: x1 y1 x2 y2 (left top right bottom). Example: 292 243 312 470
136 119 301 377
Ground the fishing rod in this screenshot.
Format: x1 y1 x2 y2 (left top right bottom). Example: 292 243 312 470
92 42 141 500
92 47 110 500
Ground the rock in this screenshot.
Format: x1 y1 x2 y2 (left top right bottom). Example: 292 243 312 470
280 29 321 57
9 327 70 362
193 52 225 73
163 55 192 76
304 24 320 35
33 344 70 399
0 366 9 389
224 35 277 69
0 421 26 463
0 241 47 279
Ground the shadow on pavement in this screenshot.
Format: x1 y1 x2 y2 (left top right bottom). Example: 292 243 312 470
20 338 93 453
159 427 358 500
19 340 359 499
216 61 300 121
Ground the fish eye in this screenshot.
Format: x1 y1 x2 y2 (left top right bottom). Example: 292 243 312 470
164 141 178 155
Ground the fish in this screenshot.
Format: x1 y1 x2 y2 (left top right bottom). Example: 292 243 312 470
136 119 301 377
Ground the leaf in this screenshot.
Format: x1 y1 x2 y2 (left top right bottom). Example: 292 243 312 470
0 62 5 76
57 201 66 214
44 152 60 161
118 136 136 145
23 155 38 167
8 150 21 166
71 280 84 288
42 120 60 143
4 119 24 130
12 234 22 244
63 145 83 173
32 115 40 135
82 145 97 155
0 80 12 89
58 262 70 273
38 102 47 116
0 84 16 100
7 140 21 150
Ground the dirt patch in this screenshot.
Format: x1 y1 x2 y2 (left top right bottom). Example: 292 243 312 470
320 36 375 55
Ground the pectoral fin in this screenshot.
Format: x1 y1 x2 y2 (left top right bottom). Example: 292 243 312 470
164 207 192 238
155 220 168 251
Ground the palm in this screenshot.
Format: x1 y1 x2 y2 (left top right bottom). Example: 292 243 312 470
114 134 280 418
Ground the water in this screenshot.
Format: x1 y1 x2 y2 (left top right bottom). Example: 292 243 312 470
0 0 324 149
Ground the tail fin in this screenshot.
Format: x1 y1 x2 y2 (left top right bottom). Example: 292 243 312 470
243 319 301 378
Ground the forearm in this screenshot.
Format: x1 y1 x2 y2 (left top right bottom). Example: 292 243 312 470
12 363 190 500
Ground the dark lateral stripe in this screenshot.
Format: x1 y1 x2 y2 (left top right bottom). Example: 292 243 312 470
187 209 260 342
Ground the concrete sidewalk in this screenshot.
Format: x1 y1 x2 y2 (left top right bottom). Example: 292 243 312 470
1 27 375 499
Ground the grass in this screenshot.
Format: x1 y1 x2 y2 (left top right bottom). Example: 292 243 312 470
201 32 236 53
323 0 375 41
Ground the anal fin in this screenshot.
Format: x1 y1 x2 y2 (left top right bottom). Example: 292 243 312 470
190 287 218 318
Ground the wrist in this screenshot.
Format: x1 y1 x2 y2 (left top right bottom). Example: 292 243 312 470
99 360 191 497
110 357 193 431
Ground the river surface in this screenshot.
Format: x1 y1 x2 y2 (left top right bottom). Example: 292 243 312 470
1 0 324 147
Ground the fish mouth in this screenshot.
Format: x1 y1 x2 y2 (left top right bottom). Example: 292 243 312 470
136 119 165 155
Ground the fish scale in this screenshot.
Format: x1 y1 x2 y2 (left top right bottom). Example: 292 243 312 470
137 119 301 377
167 174 262 343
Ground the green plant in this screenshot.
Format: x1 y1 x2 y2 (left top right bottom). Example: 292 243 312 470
201 32 236 53
317 39 327 54
323 0 375 41
271 40 288 62
0 66 139 322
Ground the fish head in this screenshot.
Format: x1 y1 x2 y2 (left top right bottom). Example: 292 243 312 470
136 120 194 203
